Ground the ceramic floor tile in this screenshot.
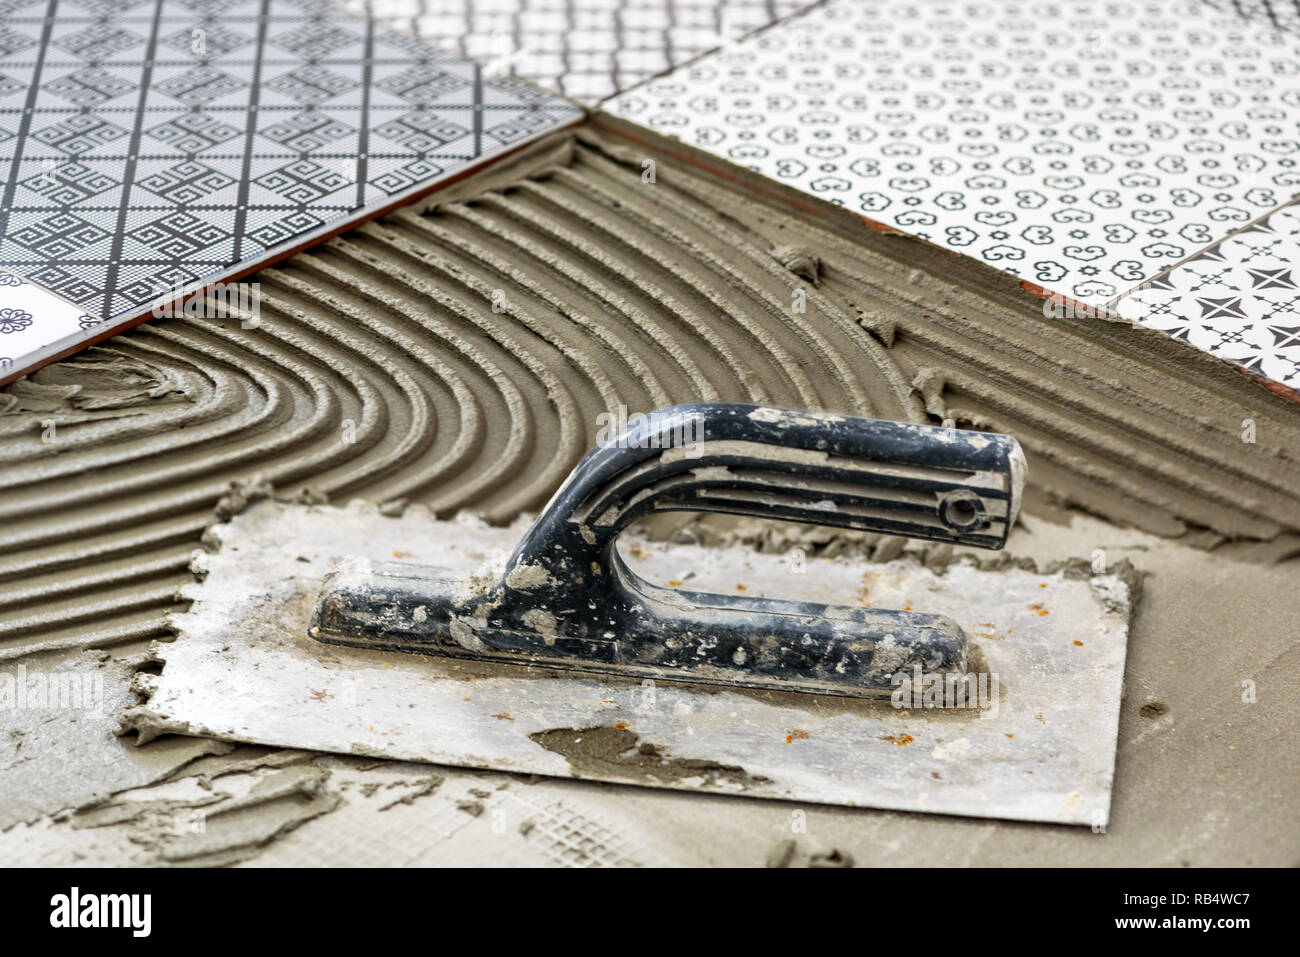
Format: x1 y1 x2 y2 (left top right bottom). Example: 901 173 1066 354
0 0 582 381
0 266 93 374
349 0 814 103
1117 201 1300 389
607 0 1300 309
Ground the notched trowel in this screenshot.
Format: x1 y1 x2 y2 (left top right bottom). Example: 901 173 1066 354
310 403 1026 698
141 401 1132 823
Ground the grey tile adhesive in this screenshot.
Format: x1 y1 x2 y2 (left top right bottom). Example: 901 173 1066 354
123 499 1135 827
0 0 583 379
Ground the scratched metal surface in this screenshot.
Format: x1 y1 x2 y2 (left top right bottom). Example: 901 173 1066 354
128 499 1132 827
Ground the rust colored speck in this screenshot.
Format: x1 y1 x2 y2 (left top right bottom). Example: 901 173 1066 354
785 729 810 744
492 712 514 722
1073 639 1085 646
1028 603 1050 615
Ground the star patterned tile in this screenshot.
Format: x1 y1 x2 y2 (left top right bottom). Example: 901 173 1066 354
1117 201 1300 389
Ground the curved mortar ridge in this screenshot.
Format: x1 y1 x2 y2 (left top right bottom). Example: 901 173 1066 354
1 125 1298 662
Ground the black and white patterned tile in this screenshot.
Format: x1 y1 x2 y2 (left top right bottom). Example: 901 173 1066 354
350 0 813 104
607 0 1300 310
1208 0 1300 35
0 268 92 375
1117 202 1300 388
0 0 582 379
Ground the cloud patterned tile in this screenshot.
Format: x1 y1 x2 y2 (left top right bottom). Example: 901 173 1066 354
607 0 1300 310
349 0 814 104
0 0 582 379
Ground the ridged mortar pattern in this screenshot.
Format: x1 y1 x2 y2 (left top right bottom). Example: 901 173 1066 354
3 125 1298 661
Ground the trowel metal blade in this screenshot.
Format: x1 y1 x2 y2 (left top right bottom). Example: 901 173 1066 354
128 501 1133 826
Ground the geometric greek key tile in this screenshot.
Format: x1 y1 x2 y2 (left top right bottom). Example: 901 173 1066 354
1117 202 1300 389
265 66 362 104
252 161 351 206
20 161 118 203
160 23 250 58
42 67 140 106
136 161 236 204
133 211 231 259
259 113 356 151
352 0 814 103
33 114 132 154
0 26 38 59
53 23 144 60
0 0 583 381
152 67 247 105
373 111 469 151
375 64 472 102
8 212 110 260
607 0 1300 308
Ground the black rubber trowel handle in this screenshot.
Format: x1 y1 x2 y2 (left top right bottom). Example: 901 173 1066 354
312 403 1026 697
504 403 1026 587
